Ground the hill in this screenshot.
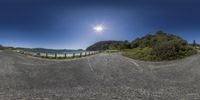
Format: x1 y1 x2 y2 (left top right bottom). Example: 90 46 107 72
87 31 197 61
86 40 130 51
131 31 187 48
124 31 197 61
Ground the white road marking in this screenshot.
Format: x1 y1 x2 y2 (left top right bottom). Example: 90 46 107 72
122 57 139 67
87 58 94 72
121 57 143 72
128 60 139 67
128 60 143 72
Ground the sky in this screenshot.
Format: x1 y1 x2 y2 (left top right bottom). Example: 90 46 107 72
0 0 200 49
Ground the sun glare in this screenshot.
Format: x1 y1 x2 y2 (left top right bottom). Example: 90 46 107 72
93 25 104 33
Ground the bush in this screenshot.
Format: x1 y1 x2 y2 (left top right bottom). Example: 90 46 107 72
125 31 197 61
152 41 197 61
124 44 197 61
152 41 178 60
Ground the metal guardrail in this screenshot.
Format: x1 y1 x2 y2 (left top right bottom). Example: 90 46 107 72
18 51 99 59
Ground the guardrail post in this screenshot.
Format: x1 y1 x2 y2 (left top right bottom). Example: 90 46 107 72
89 51 90 55
46 53 48 58
55 53 57 59
37 53 40 56
73 53 75 58
85 52 86 56
65 53 67 58
80 52 82 57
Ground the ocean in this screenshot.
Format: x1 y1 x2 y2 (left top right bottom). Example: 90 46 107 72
25 49 85 54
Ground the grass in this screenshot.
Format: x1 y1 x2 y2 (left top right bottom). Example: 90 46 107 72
122 47 156 61
104 49 120 53
123 46 197 61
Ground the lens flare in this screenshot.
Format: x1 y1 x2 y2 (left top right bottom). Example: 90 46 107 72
93 25 104 33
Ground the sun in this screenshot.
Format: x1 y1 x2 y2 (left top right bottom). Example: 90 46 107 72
93 25 104 33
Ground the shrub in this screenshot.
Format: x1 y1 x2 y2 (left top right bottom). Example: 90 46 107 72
152 41 197 61
126 31 197 61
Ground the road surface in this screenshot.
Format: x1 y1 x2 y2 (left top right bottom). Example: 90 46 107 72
0 50 200 100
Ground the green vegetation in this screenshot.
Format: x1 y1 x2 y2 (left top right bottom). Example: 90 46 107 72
123 44 196 61
123 47 155 61
87 31 197 61
127 31 197 61
86 40 131 51
131 31 187 48
104 49 120 53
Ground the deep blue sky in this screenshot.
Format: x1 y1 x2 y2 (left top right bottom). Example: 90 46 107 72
0 0 200 49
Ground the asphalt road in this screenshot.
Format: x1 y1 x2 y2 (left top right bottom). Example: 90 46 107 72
0 50 200 100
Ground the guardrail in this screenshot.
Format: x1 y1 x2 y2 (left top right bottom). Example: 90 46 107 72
18 51 99 59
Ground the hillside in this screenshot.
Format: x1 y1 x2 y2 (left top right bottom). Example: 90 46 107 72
86 31 197 61
124 31 197 61
131 31 187 48
86 40 130 51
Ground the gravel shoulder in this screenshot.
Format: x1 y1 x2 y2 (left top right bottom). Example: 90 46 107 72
0 50 200 100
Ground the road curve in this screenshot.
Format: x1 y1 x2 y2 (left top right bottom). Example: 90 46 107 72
0 50 200 100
